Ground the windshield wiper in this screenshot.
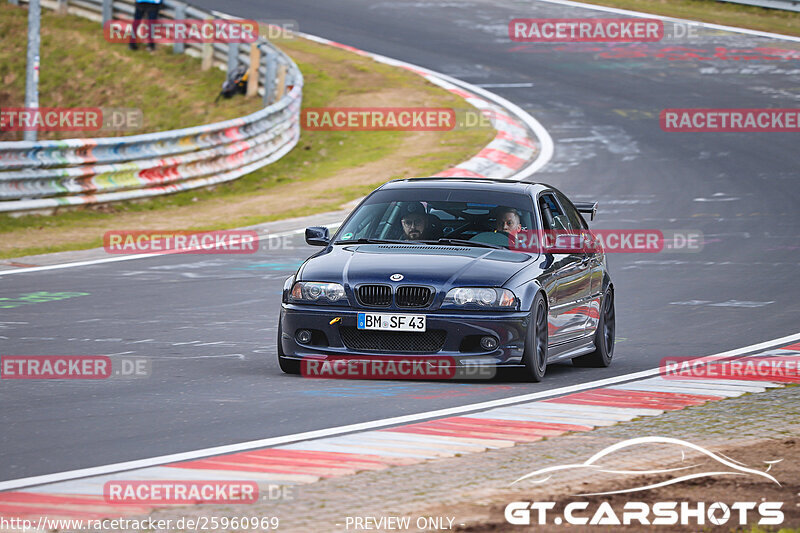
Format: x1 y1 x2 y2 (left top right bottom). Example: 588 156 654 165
333 238 414 245
419 238 504 250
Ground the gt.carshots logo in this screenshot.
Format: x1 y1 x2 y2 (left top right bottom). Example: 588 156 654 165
504 437 785 527
505 500 783 526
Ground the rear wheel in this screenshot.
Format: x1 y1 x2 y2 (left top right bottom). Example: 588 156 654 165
277 320 301 374
521 293 548 382
573 287 615 368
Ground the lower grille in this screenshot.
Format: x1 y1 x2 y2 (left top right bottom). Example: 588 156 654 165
339 327 446 354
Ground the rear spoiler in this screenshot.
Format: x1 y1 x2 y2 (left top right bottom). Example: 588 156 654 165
574 202 598 221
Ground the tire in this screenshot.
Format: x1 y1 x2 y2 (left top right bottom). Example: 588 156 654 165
276 320 301 374
521 293 548 382
573 287 615 368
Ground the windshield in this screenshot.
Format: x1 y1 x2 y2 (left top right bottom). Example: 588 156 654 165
334 187 537 249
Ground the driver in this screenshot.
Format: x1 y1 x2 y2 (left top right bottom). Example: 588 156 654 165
495 207 523 237
400 202 434 240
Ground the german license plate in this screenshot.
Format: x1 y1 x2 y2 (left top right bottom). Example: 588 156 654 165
357 313 426 332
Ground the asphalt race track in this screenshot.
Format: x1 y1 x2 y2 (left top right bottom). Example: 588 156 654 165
2 0 799 483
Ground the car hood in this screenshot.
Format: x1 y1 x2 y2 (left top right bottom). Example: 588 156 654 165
298 243 531 287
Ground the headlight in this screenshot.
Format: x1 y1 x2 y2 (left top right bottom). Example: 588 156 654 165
443 287 517 309
290 282 348 304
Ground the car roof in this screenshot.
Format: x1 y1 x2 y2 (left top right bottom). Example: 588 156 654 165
381 177 551 195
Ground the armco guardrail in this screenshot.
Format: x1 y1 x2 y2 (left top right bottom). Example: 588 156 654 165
0 0 302 213
718 0 800 11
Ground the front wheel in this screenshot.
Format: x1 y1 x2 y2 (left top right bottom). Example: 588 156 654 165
573 288 615 368
521 293 548 382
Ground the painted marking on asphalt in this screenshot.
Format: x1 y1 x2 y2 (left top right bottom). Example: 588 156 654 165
0 228 308 277
475 83 535 88
533 0 800 42
2 332 799 492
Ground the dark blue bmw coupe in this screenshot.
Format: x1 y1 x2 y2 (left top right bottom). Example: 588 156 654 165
278 177 615 381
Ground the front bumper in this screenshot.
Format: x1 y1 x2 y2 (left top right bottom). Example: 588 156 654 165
279 303 529 366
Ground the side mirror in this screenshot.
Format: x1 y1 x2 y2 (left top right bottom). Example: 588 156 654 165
305 226 330 246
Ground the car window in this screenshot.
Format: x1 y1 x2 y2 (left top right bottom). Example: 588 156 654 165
538 193 572 231
555 191 587 231
335 188 537 249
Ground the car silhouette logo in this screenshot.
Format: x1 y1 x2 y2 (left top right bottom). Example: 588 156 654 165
390 273 404 281
511 436 782 496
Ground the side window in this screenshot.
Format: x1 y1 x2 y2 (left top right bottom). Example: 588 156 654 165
538 193 571 230
555 192 587 230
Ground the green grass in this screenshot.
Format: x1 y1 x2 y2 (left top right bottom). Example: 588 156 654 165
0 4 263 139
0 16 496 258
579 0 800 37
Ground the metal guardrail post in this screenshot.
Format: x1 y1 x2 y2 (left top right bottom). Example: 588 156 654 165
265 51 277 105
275 61 287 101
246 43 260 97
226 42 238 77
260 49 269 105
56 0 67 14
101 0 112 25
173 2 186 54
23 0 41 142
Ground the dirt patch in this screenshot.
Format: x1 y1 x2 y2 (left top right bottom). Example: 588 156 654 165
431 437 800 532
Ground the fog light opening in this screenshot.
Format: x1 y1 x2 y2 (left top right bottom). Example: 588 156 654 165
296 329 312 344
480 336 498 351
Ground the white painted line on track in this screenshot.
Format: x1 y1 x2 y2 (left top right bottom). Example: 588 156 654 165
476 83 536 88
2 331 798 492
610 382 744 397
532 0 800 42
501 405 647 420
0 223 343 277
